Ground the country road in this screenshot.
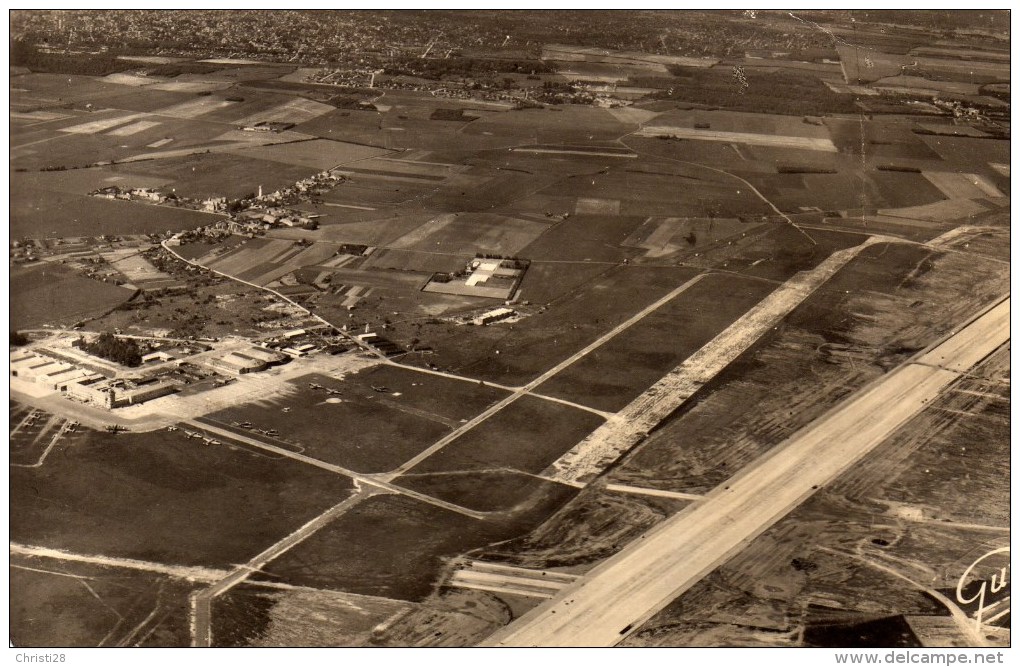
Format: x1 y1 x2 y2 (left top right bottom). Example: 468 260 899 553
483 296 1009 647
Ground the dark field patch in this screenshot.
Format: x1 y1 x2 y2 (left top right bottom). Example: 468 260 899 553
515 260 614 304
10 560 195 647
519 214 648 262
11 186 222 239
812 242 941 295
10 427 355 568
681 223 869 284
537 272 776 411
804 614 921 648
116 152 319 199
10 263 135 329
402 264 702 386
408 394 604 475
251 492 574 601
211 583 412 647
203 368 508 474
395 469 579 513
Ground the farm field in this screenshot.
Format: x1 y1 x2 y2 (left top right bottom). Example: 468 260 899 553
10 426 356 568
11 181 223 238
224 138 392 170
11 262 136 329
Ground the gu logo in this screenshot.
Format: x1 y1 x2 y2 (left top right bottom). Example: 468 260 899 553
956 546 1010 632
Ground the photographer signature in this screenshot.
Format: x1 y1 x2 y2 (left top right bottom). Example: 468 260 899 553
955 546 1009 631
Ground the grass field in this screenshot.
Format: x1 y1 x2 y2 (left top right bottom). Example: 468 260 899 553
225 138 391 170
251 484 578 601
202 368 509 474
11 426 356 567
114 152 319 199
11 181 225 239
385 212 549 256
212 583 413 647
407 395 605 475
11 263 136 329
536 273 777 412
400 264 703 386
10 559 195 647
750 170 946 212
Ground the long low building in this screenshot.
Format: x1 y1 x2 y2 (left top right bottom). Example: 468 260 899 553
65 375 178 408
206 348 288 375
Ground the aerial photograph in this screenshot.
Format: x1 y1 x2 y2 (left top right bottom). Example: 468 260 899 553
8 9 1010 650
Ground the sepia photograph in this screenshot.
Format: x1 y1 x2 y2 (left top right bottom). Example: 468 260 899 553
7 7 1011 655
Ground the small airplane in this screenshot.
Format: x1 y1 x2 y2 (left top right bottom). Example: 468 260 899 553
105 424 127 433
371 385 391 393
167 426 179 432
282 407 291 413
184 431 202 439
240 422 253 429
325 388 342 396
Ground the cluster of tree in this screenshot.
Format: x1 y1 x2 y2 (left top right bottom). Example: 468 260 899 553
11 331 30 346
11 38 129 76
640 68 859 116
329 95 375 110
383 57 554 81
144 61 229 77
74 332 143 367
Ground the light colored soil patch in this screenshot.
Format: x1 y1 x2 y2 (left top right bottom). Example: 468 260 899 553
575 198 621 215
234 98 335 126
226 139 390 170
922 171 1003 199
156 97 237 119
634 126 838 152
876 198 991 222
60 112 148 135
106 120 163 136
